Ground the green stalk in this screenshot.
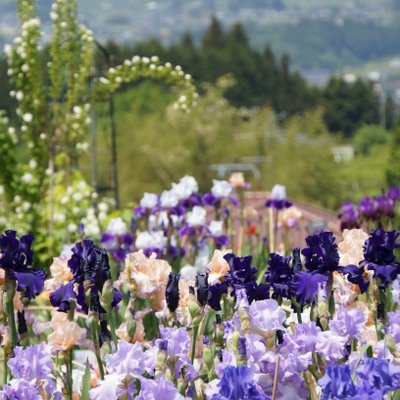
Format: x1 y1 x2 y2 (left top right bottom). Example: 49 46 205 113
90 317 105 380
296 305 303 324
109 310 119 349
6 290 18 350
191 325 199 364
66 349 73 400
3 349 7 385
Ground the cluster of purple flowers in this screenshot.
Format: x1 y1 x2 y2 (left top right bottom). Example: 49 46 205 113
0 344 62 399
1 178 400 400
102 176 245 266
339 186 400 229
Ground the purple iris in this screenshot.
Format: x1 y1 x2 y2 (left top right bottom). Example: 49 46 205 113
179 192 204 208
50 239 122 313
378 195 395 218
225 254 257 286
356 358 400 396
208 253 269 310
0 380 42 400
360 229 400 288
196 273 209 306
337 264 369 293
210 365 270 400
289 232 339 306
319 358 400 399
291 271 327 306
264 184 292 210
225 253 268 302
100 232 133 263
165 273 180 312
0 230 45 300
264 253 294 298
7 343 59 397
203 192 239 207
387 186 400 201
208 281 228 311
264 198 292 210
338 201 359 230
318 365 357 399
359 196 378 220
301 232 339 274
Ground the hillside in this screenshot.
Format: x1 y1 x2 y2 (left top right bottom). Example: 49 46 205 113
1 0 400 71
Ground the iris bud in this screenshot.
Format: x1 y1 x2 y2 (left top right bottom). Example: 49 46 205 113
166 273 180 312
195 273 209 306
100 279 114 313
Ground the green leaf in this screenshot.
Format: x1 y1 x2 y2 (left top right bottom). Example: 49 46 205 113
201 309 216 337
143 311 160 340
80 359 91 400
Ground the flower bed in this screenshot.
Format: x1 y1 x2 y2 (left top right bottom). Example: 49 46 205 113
0 176 400 399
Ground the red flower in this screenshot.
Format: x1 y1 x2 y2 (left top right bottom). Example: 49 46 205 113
244 224 257 236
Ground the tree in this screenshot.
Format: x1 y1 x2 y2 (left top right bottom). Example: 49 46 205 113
354 125 390 155
323 77 380 137
202 16 227 48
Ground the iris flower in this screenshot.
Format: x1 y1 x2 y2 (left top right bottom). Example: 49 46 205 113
0 230 45 300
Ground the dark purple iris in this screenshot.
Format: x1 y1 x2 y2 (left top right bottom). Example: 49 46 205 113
214 235 229 249
142 247 164 258
224 254 257 286
244 281 269 303
50 240 122 313
195 273 209 306
301 231 339 274
360 229 400 288
265 253 294 298
337 264 369 293
0 230 45 300
166 273 180 312
264 198 292 210
208 281 228 311
207 253 268 310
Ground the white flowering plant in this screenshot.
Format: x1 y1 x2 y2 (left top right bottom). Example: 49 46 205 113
0 0 197 264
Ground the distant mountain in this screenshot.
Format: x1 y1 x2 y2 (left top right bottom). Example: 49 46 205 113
1 0 399 71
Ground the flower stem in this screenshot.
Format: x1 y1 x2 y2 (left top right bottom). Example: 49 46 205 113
66 349 73 400
271 354 280 400
296 305 302 324
6 290 18 351
90 317 105 380
109 309 119 349
3 349 7 385
191 325 199 364
269 208 274 253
